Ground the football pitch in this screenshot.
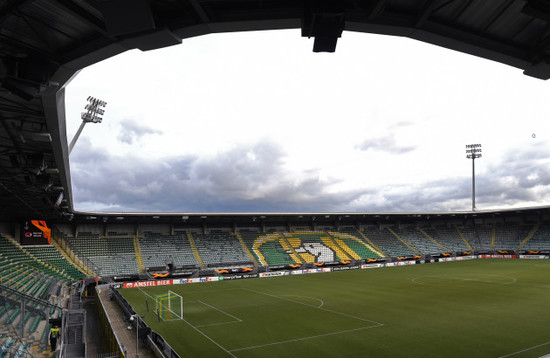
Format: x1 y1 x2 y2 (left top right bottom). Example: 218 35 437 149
120 259 550 357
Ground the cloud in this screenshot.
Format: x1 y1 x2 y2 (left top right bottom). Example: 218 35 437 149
338 144 550 213
69 138 550 213
117 119 162 145
356 134 417 154
70 139 367 213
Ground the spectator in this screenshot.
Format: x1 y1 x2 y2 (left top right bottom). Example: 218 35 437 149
49 325 60 353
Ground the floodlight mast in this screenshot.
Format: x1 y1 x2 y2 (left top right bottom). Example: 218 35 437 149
465 144 482 211
68 96 107 155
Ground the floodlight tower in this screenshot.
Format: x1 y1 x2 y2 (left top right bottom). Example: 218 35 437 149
465 144 482 211
68 96 107 154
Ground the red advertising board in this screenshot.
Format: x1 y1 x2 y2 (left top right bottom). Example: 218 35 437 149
123 280 173 288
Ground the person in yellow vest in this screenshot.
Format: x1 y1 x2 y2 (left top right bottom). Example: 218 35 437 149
49 325 60 354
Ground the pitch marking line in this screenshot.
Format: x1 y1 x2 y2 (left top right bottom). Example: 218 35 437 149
411 274 517 286
182 318 238 358
194 300 243 328
135 288 235 356
498 341 550 358
230 325 380 353
242 287 385 326
278 295 325 308
138 286 384 356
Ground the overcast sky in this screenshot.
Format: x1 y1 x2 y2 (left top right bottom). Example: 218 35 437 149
65 29 550 214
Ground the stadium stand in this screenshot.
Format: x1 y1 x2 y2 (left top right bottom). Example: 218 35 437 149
139 232 199 270
23 246 85 281
191 231 251 268
521 223 550 250
239 231 300 266
360 227 418 257
31 224 550 278
0 235 72 356
457 225 492 251
422 226 473 252
492 223 535 250
328 231 382 259
3 216 550 358
66 233 138 276
393 227 446 255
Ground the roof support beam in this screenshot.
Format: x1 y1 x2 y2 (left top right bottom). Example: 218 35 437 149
55 0 110 37
0 0 36 26
416 0 453 27
188 0 211 23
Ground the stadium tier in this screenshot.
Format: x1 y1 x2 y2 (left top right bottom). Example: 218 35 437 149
191 231 251 268
0 235 73 355
42 223 550 276
360 227 418 257
522 223 550 250
66 233 138 276
140 232 199 270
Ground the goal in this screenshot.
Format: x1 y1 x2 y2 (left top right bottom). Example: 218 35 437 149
155 290 183 320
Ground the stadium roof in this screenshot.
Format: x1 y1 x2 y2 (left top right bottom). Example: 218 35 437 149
2 0 550 220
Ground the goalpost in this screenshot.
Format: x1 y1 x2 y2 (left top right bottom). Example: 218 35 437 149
155 290 184 321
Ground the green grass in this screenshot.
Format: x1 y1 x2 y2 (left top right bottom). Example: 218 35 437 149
120 259 550 357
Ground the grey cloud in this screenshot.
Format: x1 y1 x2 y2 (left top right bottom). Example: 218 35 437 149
352 146 550 212
70 139 550 213
117 119 162 144
70 140 366 213
357 135 416 154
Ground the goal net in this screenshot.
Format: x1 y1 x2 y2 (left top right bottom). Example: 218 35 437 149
155 290 183 320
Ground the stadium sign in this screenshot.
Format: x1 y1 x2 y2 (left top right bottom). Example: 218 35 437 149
20 220 51 245
332 265 360 271
123 280 173 288
361 263 384 269
259 271 289 278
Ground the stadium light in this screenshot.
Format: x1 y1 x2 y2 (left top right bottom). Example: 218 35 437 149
68 96 107 154
129 314 139 358
465 144 482 211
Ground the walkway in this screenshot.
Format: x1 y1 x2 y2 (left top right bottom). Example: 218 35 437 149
97 287 154 358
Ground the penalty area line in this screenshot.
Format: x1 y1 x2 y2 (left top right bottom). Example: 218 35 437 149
242 287 384 326
182 318 237 358
198 300 242 323
230 325 379 353
498 341 550 358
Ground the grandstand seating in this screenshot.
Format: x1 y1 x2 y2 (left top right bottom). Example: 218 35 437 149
66 234 138 276
192 232 251 268
392 227 444 255
23 246 85 280
492 224 534 250
238 230 382 265
521 223 550 250
139 232 199 269
360 227 418 257
18 223 548 279
0 235 68 355
456 225 493 251
240 231 299 266
422 226 472 252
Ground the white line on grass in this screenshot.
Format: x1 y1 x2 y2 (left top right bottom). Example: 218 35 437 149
182 318 238 358
498 341 550 358
411 274 517 286
230 325 380 353
242 288 384 326
137 288 237 356
278 295 325 308
198 300 242 322
195 320 241 328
